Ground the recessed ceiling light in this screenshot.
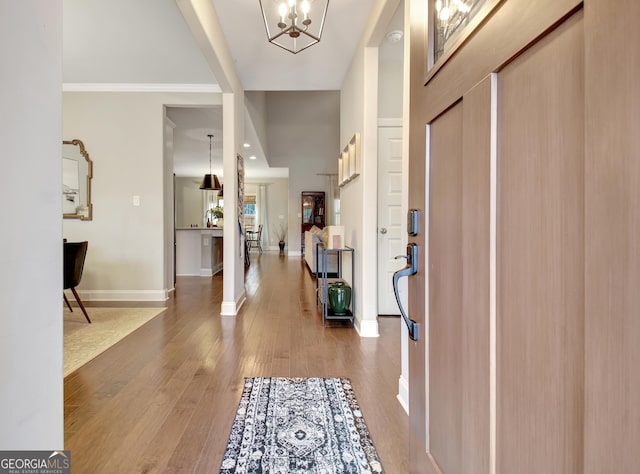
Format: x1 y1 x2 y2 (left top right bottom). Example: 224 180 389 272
243 143 251 148
249 155 257 160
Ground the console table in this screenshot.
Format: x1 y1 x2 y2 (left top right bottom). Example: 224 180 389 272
316 243 354 327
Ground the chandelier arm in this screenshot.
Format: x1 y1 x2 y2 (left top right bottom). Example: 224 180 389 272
299 30 321 42
290 40 320 54
269 25 296 42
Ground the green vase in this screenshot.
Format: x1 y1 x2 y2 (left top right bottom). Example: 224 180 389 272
328 281 351 315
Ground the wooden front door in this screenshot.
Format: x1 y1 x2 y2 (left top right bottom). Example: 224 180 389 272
407 1 587 472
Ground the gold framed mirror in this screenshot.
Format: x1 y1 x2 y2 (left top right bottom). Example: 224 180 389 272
62 139 93 220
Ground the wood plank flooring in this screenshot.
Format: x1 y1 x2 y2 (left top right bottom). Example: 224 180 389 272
64 253 409 473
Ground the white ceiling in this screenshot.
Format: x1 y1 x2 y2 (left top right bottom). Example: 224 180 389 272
63 0 216 84
212 0 374 91
166 105 288 178
63 0 400 178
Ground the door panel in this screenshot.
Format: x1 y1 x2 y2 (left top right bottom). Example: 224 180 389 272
584 2 640 472
378 126 404 315
461 76 493 474
428 102 463 473
497 11 584 473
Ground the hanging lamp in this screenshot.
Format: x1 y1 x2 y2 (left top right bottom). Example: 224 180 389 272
200 134 221 190
260 0 329 54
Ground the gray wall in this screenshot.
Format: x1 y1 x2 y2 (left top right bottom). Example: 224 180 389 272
0 0 64 448
266 91 340 254
175 177 207 228
63 91 220 301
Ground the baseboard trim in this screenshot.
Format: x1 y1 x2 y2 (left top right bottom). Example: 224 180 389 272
72 289 169 303
397 375 409 415
220 301 236 316
220 289 246 316
355 318 380 338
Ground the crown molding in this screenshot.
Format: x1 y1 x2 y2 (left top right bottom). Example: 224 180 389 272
62 83 222 93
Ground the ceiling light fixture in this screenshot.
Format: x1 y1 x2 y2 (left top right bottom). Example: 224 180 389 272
200 134 221 190
386 30 403 43
243 143 251 148
249 155 257 160
259 0 329 54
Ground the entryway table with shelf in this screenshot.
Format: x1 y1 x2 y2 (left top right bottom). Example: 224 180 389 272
315 243 355 327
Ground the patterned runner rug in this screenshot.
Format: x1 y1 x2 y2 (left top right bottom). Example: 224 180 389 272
220 377 384 473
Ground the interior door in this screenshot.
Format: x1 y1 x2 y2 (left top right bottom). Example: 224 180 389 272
377 125 403 315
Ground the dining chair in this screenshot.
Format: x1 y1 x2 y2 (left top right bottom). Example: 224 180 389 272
246 224 263 253
63 241 91 323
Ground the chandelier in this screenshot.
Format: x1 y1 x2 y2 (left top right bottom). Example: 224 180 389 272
259 0 329 54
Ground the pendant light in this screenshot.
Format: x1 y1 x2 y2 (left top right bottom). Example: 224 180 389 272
200 134 221 190
259 0 329 54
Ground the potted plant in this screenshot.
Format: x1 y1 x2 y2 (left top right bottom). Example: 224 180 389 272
273 224 287 254
206 205 224 227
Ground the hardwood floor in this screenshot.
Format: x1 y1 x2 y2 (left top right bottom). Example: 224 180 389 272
64 253 409 473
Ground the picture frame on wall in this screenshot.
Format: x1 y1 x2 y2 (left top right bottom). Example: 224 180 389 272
237 154 244 229
426 0 501 81
339 132 360 187
348 139 357 177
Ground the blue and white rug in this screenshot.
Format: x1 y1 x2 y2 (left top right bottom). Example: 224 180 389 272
220 377 384 473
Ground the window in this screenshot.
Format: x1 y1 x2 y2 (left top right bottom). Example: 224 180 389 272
244 194 257 228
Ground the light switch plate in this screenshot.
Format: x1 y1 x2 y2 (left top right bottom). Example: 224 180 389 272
133 195 140 206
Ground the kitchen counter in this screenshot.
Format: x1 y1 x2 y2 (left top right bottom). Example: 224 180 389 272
176 228 223 276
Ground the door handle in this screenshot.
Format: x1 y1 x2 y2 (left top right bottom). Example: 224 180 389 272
380 228 387 234
393 243 420 341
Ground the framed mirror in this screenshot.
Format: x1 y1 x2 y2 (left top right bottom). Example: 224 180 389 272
62 139 93 220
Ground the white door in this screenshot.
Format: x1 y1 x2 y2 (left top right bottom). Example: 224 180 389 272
377 126 403 315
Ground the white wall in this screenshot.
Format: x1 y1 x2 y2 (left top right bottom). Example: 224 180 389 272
378 64 404 119
0 0 63 449
378 1 405 120
63 91 220 302
266 91 340 254
341 46 381 337
340 0 401 338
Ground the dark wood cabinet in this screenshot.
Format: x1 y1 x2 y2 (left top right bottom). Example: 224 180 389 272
301 191 325 250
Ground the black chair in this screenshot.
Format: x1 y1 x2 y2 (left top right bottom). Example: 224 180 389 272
246 224 263 254
63 241 91 323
